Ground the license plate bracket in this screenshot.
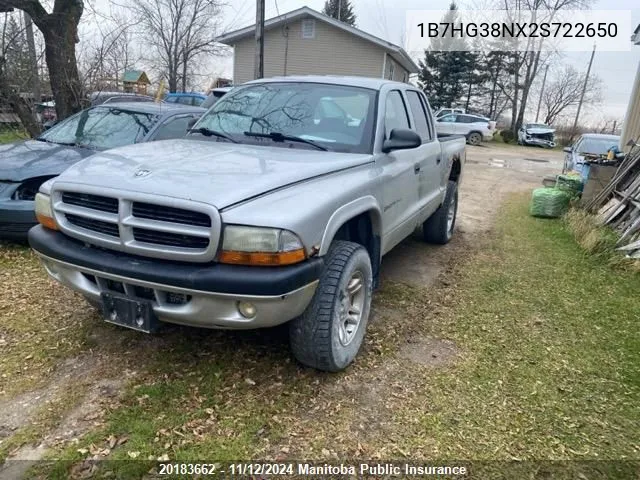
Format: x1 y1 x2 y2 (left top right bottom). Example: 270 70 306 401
100 293 159 333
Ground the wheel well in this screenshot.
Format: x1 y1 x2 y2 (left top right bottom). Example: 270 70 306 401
449 158 461 182
467 130 482 137
331 212 381 288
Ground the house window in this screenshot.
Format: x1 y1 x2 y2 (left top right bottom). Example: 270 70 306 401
388 61 395 80
302 19 315 38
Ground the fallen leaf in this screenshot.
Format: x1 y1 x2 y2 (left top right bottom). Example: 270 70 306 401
127 451 140 459
245 378 256 386
157 453 170 462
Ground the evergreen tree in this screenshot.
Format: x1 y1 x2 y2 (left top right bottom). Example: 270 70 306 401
417 3 479 110
322 0 356 26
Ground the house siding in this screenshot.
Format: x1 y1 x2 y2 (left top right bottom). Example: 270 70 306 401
383 54 410 82
232 17 388 84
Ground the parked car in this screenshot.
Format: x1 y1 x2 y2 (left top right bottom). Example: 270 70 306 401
518 123 556 148
563 133 621 173
0 102 204 241
200 87 233 109
89 91 156 106
28 76 466 372
164 92 208 107
435 113 494 145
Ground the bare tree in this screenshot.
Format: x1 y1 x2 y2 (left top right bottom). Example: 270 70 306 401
496 0 594 133
540 65 602 125
0 0 84 120
0 11 41 136
126 0 225 93
80 14 139 93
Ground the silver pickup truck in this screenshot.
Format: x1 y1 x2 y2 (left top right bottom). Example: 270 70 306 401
29 76 465 372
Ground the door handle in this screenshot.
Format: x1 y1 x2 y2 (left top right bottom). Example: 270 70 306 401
414 163 421 174
436 156 441 164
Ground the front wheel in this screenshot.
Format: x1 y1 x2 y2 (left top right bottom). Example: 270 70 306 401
422 180 458 244
289 241 373 372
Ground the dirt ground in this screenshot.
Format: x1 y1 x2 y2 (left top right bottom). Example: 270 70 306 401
0 143 564 475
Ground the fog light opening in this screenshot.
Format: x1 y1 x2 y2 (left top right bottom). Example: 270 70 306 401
237 301 257 319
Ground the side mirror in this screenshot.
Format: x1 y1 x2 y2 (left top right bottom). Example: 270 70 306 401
382 128 421 153
563 146 572 153
187 118 198 129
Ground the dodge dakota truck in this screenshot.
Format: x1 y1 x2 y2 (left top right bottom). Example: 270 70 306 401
28 76 465 372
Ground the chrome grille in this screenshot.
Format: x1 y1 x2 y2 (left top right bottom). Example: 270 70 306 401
132 202 211 227
51 183 221 263
66 214 119 237
132 227 209 249
62 192 118 213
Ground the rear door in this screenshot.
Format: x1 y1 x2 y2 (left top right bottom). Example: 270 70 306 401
405 89 443 220
380 90 421 253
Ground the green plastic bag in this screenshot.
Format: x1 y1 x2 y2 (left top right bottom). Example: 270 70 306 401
556 174 583 193
529 187 572 218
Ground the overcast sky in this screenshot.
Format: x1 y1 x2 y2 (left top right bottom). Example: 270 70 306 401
90 0 640 123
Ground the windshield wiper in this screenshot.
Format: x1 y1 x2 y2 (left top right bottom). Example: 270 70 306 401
188 127 238 143
35 138 79 147
243 131 328 151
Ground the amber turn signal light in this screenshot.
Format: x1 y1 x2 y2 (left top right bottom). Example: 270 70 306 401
218 248 306 266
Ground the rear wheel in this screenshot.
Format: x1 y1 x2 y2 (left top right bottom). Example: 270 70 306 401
422 180 458 244
467 132 482 146
289 241 373 372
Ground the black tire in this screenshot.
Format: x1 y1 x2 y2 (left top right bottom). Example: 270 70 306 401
289 240 373 372
467 132 482 146
422 180 458 245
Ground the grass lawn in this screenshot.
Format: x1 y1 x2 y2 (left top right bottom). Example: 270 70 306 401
6 195 639 478
0 130 27 144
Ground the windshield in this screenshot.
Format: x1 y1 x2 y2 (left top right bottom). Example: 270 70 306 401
526 124 553 130
39 107 158 150
193 82 377 153
577 137 619 155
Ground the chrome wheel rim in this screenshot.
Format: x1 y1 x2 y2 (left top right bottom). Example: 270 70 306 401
447 193 457 234
470 134 481 145
338 271 365 346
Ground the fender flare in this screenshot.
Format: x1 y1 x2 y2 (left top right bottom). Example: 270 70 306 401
319 196 382 256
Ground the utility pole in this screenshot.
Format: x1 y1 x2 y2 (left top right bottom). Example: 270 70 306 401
571 43 596 137
254 0 265 79
535 63 549 123
23 12 40 104
338 0 342 21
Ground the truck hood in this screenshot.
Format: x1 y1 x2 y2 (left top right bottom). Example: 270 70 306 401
0 140 95 182
57 139 373 209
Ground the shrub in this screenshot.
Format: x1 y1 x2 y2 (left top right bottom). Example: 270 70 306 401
500 130 515 143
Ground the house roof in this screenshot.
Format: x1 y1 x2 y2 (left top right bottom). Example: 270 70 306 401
216 6 419 74
122 70 150 84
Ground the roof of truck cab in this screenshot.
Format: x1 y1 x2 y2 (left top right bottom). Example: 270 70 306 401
243 75 414 90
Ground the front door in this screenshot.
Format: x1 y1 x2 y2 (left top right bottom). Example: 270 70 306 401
380 90 420 254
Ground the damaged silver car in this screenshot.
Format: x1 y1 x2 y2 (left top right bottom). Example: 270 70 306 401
518 123 556 148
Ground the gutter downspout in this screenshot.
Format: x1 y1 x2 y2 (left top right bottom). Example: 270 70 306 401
381 52 387 79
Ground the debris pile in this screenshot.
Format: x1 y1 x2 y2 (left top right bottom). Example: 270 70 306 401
585 144 640 259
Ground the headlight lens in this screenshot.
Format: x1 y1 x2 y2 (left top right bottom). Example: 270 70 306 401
219 226 305 266
34 193 58 230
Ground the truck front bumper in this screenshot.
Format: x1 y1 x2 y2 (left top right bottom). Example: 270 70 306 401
28 226 322 329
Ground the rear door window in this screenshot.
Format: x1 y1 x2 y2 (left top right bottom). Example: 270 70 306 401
406 91 432 142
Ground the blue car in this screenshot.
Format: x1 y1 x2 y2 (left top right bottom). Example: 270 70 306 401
164 92 208 107
0 102 204 241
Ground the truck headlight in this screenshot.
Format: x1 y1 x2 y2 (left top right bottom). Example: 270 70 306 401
34 193 58 230
219 226 305 266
